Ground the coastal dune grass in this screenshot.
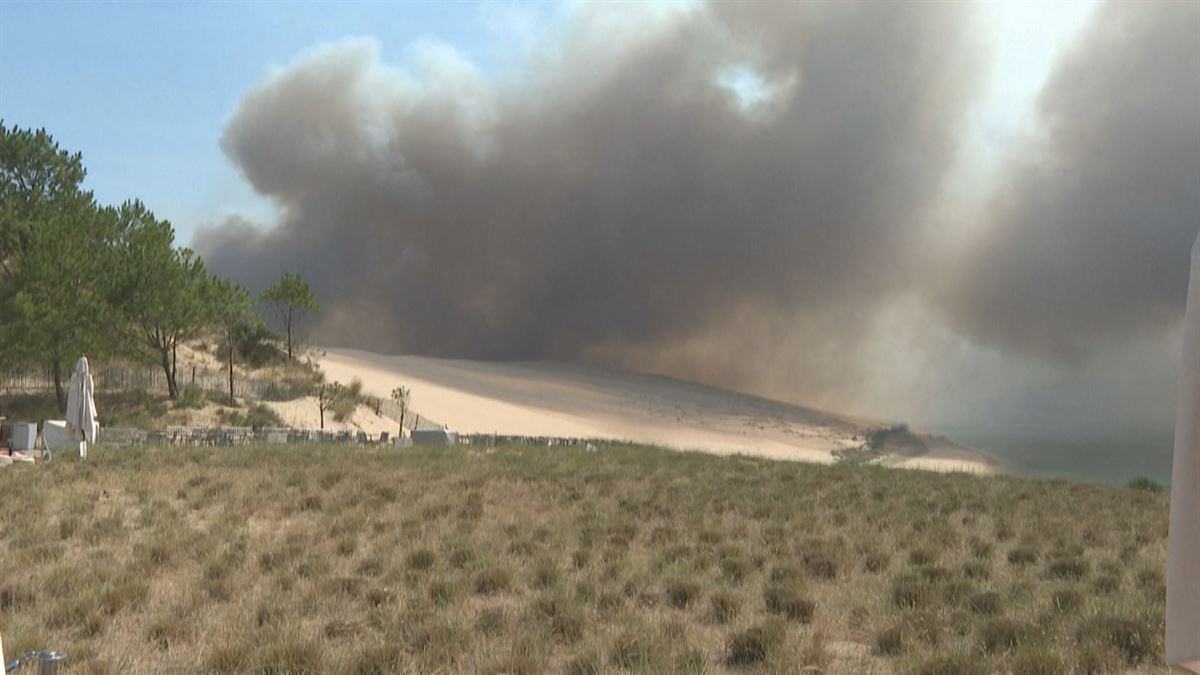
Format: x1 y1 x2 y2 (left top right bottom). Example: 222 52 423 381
0 443 1170 673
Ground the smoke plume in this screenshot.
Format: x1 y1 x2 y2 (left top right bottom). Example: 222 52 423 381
939 0 1200 362
196 0 1199 433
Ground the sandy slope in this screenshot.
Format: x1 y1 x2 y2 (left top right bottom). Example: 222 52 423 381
316 347 999 473
264 397 396 435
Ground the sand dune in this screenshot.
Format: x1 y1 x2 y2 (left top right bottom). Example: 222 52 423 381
316 347 999 473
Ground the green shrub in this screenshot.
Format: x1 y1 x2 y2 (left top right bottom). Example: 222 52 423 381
174 386 207 410
1126 477 1162 492
218 403 284 429
235 323 284 368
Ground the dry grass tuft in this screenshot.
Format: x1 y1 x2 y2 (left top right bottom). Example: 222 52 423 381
0 442 1171 673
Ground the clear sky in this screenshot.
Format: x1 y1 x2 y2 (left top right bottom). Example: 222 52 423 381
1 0 1096 245
0 0 555 242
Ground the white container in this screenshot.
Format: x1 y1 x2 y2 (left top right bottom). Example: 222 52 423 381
393 437 413 448
42 420 72 451
412 429 457 446
9 423 37 451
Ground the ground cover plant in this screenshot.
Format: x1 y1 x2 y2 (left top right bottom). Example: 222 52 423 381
0 444 1170 673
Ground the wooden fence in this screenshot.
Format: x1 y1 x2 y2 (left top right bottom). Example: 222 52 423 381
0 365 308 401
1 364 443 430
94 426 607 449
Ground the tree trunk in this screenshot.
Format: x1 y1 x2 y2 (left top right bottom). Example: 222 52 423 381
318 385 325 429
286 307 294 360
227 332 235 405
399 408 405 437
160 347 178 399
52 358 67 414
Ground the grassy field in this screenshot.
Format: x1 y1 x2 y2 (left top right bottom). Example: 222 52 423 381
0 443 1171 674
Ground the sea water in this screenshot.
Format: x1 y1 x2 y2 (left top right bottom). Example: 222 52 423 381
938 428 1175 487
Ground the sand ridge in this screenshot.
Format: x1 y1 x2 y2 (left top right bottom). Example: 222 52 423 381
315 347 999 473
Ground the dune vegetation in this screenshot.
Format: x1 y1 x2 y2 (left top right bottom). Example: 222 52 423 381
0 443 1170 674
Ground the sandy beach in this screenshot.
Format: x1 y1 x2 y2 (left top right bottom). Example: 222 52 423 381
315 348 999 474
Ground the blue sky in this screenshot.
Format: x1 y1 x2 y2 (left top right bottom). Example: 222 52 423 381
0 1 547 243
1 0 1095 246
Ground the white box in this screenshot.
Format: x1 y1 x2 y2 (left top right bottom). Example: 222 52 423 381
9 423 37 451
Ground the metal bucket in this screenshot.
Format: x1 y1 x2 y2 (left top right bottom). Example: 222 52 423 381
23 651 66 675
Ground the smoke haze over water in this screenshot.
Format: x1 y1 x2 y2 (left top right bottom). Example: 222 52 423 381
196 0 1200 437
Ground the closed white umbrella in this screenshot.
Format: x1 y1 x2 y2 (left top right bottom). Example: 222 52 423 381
64 356 98 460
1168 232 1200 673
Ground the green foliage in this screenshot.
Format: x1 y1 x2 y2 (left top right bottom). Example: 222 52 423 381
258 272 318 360
329 391 357 423
0 123 121 400
111 201 214 398
313 377 367 423
235 323 283 369
208 277 259 404
0 122 90 276
317 382 343 429
1126 477 1162 492
217 403 284 429
391 385 411 431
1 123 253 404
174 386 208 410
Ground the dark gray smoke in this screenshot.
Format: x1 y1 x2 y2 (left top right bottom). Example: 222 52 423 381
196 0 1199 432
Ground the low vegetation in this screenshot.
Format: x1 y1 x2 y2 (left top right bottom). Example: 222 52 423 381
0 443 1170 673
1 390 288 432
